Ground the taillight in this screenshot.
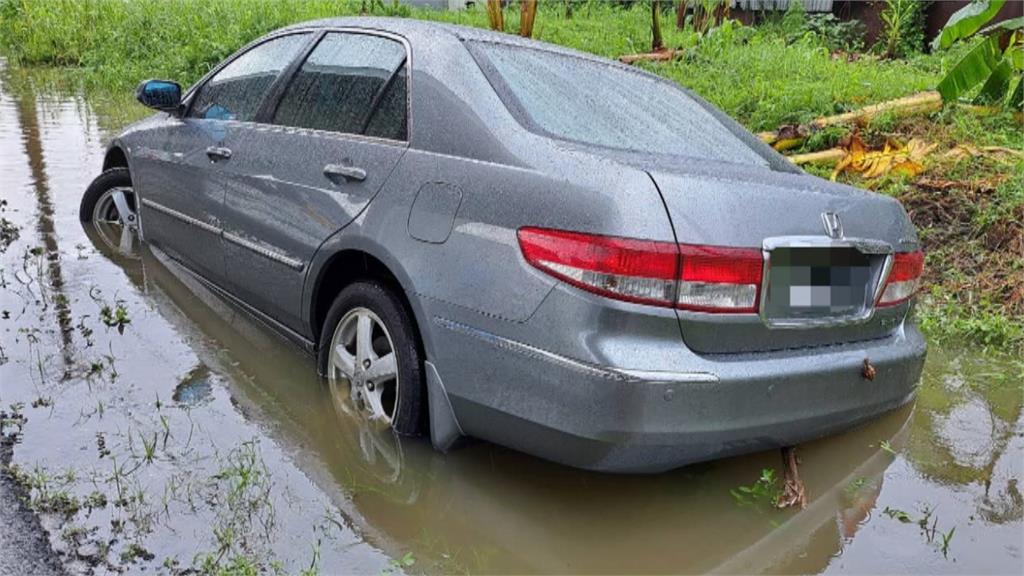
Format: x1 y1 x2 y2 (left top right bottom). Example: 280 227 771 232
516 227 679 307
877 250 924 307
517 227 764 313
677 244 763 313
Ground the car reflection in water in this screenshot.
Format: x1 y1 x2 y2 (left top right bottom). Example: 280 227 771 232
83 221 914 574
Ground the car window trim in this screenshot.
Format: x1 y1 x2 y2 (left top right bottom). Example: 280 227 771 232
262 28 413 142
182 29 318 120
358 55 407 137
254 31 327 123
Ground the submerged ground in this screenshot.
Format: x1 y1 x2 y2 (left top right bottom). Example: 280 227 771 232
0 2 1022 574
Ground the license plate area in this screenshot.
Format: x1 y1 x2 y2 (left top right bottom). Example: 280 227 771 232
761 244 888 326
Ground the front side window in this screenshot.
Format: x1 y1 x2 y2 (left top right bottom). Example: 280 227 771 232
272 33 408 140
188 34 310 122
473 42 769 166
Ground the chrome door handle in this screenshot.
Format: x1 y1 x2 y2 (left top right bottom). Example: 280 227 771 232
323 164 367 183
205 146 233 161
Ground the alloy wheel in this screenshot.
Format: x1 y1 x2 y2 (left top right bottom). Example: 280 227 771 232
92 186 139 254
327 307 401 425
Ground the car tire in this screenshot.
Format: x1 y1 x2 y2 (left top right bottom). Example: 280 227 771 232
79 167 133 222
318 280 426 436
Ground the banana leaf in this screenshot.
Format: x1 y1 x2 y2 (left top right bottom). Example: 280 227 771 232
937 35 1003 101
1010 44 1023 70
974 58 1014 104
1010 78 1023 109
978 16 1024 38
934 0 1006 50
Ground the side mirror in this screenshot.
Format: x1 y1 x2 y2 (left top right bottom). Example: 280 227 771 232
136 79 182 112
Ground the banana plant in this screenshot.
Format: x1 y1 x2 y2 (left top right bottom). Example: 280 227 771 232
934 0 1023 108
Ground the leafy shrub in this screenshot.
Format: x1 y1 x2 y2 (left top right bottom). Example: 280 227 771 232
804 13 866 52
878 0 927 58
780 0 808 40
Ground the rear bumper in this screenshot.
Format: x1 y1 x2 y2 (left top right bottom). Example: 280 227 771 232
436 317 926 473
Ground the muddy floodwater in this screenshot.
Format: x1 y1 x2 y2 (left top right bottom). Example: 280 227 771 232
1 65 1022 575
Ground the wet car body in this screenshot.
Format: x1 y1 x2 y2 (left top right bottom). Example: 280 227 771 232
103 17 926 472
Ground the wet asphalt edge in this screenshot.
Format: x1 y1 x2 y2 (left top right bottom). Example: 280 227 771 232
0 438 66 576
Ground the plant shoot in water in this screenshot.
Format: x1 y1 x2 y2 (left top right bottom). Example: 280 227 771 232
731 468 783 508
100 302 131 333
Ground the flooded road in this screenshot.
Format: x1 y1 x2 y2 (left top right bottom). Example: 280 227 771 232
1 66 1021 574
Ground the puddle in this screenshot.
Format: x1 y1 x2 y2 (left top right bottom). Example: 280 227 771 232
171 365 213 407
0 64 1021 574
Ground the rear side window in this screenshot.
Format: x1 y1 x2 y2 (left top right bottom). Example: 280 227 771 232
272 33 408 140
188 34 310 122
473 42 769 166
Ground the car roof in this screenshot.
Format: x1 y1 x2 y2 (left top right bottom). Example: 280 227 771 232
279 16 603 62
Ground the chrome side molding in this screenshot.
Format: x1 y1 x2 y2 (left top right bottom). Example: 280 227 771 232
141 198 304 271
223 232 304 271
141 198 219 235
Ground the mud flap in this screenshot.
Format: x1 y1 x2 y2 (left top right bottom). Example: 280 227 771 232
425 361 465 452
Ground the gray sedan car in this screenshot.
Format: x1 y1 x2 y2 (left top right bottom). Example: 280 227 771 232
81 17 927 473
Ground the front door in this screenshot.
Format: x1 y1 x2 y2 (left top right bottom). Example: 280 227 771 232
135 32 312 285
218 31 410 332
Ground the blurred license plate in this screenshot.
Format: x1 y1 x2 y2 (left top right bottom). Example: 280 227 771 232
764 247 874 320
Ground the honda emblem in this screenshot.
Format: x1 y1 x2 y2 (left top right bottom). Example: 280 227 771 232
821 211 844 239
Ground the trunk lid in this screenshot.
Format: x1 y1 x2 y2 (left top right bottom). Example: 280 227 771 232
647 161 920 354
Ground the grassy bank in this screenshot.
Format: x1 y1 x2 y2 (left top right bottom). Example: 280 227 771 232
0 0 946 130
1 0 1020 350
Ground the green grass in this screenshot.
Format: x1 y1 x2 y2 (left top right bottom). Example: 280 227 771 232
650 33 946 131
0 0 951 130
1 0 1020 350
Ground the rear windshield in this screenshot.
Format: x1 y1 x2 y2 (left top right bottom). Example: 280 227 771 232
472 42 769 166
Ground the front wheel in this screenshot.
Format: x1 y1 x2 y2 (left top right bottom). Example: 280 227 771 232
79 167 139 253
318 281 426 436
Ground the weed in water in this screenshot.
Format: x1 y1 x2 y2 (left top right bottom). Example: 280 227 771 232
77 315 94 347
99 301 131 334
940 526 956 558
120 542 155 564
0 402 27 440
193 440 278 573
31 396 53 408
844 476 868 494
159 414 172 449
883 506 914 523
880 503 958 559
390 551 416 570
11 465 83 518
84 490 108 512
731 468 783 509
140 431 158 464
0 216 19 253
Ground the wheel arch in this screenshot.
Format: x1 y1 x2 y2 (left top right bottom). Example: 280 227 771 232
102 143 130 172
304 237 430 360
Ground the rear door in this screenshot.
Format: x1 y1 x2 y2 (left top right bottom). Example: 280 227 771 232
134 32 312 283
218 31 410 331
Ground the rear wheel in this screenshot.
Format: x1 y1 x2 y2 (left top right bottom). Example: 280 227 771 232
318 281 425 436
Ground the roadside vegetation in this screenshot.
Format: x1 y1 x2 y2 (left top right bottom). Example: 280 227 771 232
0 0 1020 350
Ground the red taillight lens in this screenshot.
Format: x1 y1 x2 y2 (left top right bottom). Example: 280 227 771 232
877 250 924 306
517 227 763 312
517 227 679 307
